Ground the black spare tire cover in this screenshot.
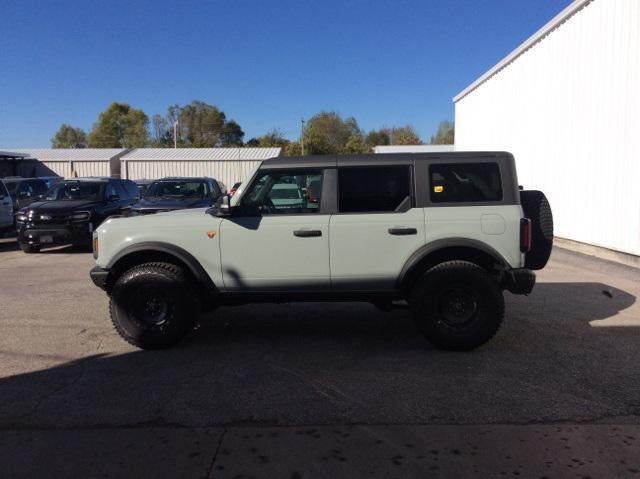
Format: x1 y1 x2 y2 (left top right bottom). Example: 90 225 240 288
520 190 553 270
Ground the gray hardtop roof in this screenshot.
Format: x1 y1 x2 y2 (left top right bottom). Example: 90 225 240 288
260 151 514 169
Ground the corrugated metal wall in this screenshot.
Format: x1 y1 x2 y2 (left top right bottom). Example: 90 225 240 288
455 0 640 255
18 161 110 178
123 160 262 189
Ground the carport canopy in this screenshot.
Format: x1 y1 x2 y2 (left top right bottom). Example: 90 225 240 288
0 150 31 160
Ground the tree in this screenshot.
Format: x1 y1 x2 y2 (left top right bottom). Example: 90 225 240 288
302 111 365 155
177 100 226 147
253 129 290 148
388 125 421 145
219 120 245 146
50 124 87 148
87 102 149 148
284 141 302 156
430 120 455 145
365 129 390 151
150 114 173 147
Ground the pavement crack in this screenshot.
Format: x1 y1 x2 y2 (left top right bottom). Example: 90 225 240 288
206 427 227 478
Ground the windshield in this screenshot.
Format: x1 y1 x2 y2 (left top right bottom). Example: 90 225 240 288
3 182 19 195
44 182 104 201
145 181 209 198
270 187 301 199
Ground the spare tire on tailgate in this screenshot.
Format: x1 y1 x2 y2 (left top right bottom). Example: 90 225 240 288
520 190 553 270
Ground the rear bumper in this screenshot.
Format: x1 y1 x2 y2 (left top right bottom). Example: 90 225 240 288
90 266 110 290
504 268 536 295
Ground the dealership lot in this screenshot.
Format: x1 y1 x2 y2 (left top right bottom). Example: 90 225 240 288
1 237 639 477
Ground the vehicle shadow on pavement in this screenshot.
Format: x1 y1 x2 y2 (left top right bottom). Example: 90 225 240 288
0 281 638 434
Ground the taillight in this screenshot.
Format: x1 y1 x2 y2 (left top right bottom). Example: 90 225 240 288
520 218 532 253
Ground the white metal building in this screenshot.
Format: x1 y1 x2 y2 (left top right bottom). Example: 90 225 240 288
454 0 640 256
120 148 282 187
374 145 455 154
9 149 128 178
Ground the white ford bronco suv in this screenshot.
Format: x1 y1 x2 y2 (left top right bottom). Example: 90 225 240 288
90 152 553 350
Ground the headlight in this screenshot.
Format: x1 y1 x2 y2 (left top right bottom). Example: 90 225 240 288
15 213 28 222
71 211 91 222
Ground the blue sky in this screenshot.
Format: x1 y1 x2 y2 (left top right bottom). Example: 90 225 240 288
0 0 570 147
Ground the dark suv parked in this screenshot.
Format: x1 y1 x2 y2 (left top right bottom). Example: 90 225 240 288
15 177 139 253
1 177 48 211
128 177 224 216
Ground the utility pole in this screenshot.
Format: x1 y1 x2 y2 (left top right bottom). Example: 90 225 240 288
300 118 305 156
173 120 179 149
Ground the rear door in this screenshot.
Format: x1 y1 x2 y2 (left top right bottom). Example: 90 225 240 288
329 165 426 291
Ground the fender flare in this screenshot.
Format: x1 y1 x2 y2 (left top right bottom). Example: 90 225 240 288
107 241 217 295
397 238 510 290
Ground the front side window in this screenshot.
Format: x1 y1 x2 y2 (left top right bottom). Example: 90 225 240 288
145 181 210 198
338 166 411 213
430 163 502 203
242 170 323 215
44 182 104 201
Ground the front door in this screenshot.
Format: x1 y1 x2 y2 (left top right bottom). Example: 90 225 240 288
220 169 330 291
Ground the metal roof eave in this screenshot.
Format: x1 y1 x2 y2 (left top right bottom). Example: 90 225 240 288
453 0 593 103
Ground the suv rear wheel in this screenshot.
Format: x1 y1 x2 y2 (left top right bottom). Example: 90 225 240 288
410 261 504 350
109 262 199 349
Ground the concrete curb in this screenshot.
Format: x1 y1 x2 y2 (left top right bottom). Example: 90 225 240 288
554 237 640 269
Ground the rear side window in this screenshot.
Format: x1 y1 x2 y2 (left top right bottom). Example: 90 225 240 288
430 163 502 203
338 166 411 213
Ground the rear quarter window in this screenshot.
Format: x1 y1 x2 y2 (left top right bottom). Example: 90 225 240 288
430 163 502 203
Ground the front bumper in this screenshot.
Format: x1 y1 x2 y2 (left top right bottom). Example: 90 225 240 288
504 268 536 295
90 266 110 290
17 223 92 247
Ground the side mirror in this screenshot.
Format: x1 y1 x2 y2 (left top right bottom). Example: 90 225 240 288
108 194 121 202
216 194 234 217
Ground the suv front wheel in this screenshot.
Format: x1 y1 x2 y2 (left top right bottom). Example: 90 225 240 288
109 262 199 349
410 261 504 351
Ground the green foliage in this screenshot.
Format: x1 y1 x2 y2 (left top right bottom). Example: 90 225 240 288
284 141 302 156
387 125 421 145
364 125 421 151
177 100 226 147
219 120 245 146
253 128 290 148
87 102 149 148
50 124 87 148
303 111 365 155
430 120 455 145
365 129 390 151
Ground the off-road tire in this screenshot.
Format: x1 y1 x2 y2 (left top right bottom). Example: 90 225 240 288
109 262 199 349
520 190 553 270
20 243 40 253
410 261 504 351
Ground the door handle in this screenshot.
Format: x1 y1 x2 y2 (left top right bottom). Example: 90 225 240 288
293 229 322 237
388 227 417 236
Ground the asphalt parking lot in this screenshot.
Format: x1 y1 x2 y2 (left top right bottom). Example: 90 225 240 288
1 236 639 478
